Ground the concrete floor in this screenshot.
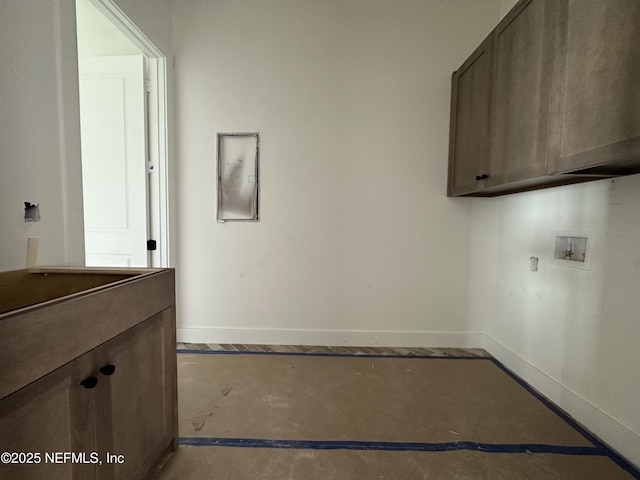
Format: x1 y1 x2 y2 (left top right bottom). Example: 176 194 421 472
152 347 639 480
155 446 636 480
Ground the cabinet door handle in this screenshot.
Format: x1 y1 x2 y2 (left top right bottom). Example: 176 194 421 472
99 364 116 376
80 376 98 389
475 173 489 180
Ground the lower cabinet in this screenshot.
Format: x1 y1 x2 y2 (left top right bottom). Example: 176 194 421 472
0 352 96 480
94 309 176 480
0 309 177 480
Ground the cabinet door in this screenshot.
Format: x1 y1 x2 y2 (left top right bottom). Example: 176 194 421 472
93 309 177 480
447 36 493 196
0 353 96 480
547 0 640 174
488 0 556 185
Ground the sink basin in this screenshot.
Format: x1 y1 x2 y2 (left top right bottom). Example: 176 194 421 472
0 266 175 399
0 268 136 315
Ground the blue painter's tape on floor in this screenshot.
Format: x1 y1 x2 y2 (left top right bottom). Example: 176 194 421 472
178 437 640 478
179 437 603 456
176 351 640 478
488 358 640 479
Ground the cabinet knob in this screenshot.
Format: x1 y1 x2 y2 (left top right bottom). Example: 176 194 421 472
80 376 98 389
99 364 116 376
475 173 490 180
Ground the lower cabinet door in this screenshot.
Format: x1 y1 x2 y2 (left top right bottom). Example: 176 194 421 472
0 353 97 480
93 309 176 480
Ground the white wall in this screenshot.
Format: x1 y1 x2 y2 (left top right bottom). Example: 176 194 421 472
0 0 85 271
465 0 640 466
2 0 637 468
470 177 640 466
499 0 518 17
111 0 172 56
0 0 172 273
172 0 499 346
76 0 140 58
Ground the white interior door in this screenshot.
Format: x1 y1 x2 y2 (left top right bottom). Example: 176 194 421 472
79 55 148 267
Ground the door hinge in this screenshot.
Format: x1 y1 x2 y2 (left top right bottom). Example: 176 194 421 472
147 239 157 251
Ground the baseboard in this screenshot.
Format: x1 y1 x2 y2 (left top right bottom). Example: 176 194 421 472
482 334 640 470
176 326 484 349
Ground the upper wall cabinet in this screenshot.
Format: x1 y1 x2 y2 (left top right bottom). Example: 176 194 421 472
448 0 640 197
488 0 555 186
547 0 640 175
448 37 493 196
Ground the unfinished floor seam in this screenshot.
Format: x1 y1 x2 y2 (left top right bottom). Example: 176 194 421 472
177 343 490 357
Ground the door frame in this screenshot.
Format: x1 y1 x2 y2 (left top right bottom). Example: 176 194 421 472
87 0 170 268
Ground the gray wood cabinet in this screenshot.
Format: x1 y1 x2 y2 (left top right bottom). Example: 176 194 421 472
488 0 555 186
0 353 95 480
547 0 640 175
0 310 176 480
94 310 176 480
448 0 640 197
0 309 176 480
0 268 177 480
448 37 493 196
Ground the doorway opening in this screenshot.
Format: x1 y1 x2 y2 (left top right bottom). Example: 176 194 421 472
75 0 169 268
